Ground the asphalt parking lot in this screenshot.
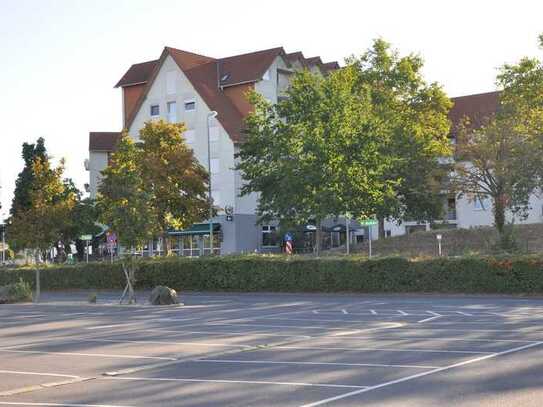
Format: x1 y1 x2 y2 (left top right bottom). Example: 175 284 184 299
1 291 543 406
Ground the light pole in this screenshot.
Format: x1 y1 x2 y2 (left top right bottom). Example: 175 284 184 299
345 215 350 255
1 212 6 264
207 111 218 255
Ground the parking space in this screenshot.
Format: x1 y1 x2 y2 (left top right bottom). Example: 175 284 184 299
1 293 543 406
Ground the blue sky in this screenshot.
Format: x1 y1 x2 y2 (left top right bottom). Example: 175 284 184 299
0 0 542 216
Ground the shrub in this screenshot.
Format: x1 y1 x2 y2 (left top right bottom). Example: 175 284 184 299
0 255 542 295
0 278 33 303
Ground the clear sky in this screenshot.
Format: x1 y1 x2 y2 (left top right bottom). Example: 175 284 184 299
0 0 542 217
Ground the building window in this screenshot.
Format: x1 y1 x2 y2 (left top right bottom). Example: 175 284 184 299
166 71 176 95
184 130 195 144
150 104 160 117
447 197 457 220
167 101 177 123
262 225 278 247
210 158 220 174
209 126 220 142
474 196 486 210
184 100 196 111
262 68 271 81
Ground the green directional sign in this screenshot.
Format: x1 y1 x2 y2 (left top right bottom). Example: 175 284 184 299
359 219 377 226
80 235 93 241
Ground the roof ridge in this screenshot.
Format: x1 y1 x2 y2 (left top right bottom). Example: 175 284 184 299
219 46 284 61
164 46 216 61
129 59 159 67
451 90 500 99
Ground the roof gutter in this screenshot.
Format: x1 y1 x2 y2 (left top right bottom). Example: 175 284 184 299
220 79 258 89
114 81 148 88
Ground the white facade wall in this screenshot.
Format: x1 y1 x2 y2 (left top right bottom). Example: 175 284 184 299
456 192 543 228
383 191 543 238
88 151 108 199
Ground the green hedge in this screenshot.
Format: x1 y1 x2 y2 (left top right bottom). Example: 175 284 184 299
1 255 542 294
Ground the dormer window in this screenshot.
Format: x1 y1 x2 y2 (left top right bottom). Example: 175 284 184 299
150 104 160 117
184 100 196 111
262 68 271 80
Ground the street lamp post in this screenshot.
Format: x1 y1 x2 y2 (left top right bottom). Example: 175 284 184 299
1 214 5 264
207 111 218 255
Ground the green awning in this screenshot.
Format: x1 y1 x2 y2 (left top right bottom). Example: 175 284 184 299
169 223 221 236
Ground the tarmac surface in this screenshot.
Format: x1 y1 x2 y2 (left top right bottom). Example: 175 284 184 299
1 290 543 406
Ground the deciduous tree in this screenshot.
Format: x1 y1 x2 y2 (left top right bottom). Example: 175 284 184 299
237 69 393 254
96 133 155 303
348 39 452 238
139 120 210 255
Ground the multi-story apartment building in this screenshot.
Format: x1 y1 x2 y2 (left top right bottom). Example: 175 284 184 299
88 46 340 255
88 48 543 254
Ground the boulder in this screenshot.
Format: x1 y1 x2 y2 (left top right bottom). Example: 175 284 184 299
0 286 8 304
149 286 179 305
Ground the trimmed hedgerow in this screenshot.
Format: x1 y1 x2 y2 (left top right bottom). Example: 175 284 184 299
1 255 542 294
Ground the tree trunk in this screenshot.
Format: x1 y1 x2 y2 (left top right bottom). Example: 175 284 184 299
163 231 171 256
378 217 385 239
315 219 322 257
494 193 506 236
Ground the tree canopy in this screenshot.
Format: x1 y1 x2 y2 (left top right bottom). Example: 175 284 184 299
97 121 210 255
237 68 394 254
10 137 48 217
8 153 77 258
139 120 210 254
237 39 452 248
347 39 452 236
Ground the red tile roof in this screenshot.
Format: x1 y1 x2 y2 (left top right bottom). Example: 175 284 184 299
121 47 296 143
218 47 286 87
305 56 323 66
449 91 500 135
89 132 121 151
322 61 340 72
114 60 158 88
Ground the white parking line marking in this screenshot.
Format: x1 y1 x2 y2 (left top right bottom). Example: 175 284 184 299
418 315 442 323
207 322 348 330
0 403 133 407
0 370 80 378
312 310 319 314
143 328 311 339
299 341 543 407
397 310 408 316
85 323 141 330
197 359 439 369
271 345 490 354
105 376 367 389
455 311 473 316
370 310 377 315
0 349 176 360
328 335 538 343
77 338 252 349
427 311 442 317
341 309 348 315
259 316 402 323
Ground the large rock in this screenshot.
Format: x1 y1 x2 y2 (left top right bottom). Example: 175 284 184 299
149 286 179 305
0 286 8 304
